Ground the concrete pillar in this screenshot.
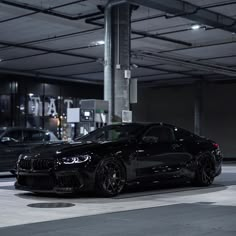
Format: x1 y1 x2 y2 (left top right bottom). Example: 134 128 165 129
104 3 131 123
194 81 204 135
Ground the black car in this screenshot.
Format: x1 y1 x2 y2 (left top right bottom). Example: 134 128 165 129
15 123 223 197
0 127 59 172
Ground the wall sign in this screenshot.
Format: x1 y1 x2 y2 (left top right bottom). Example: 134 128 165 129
28 96 74 117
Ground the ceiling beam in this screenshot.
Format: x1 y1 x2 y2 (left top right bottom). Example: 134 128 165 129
85 16 192 46
0 0 102 21
133 50 236 77
0 40 97 61
137 64 196 77
108 0 236 33
0 67 103 84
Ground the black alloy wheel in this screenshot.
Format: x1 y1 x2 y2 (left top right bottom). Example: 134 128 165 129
193 155 215 186
95 158 126 197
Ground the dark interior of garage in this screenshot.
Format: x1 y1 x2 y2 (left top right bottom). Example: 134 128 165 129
0 0 236 235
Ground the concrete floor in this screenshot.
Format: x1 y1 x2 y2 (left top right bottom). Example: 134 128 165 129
0 164 236 235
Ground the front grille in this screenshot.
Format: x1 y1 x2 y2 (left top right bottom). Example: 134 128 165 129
19 159 31 170
33 159 54 170
18 175 55 189
19 159 54 170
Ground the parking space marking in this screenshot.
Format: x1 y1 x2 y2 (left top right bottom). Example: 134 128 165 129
0 181 14 187
0 165 235 228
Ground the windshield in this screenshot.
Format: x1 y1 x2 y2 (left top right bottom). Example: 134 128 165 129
0 129 5 137
77 124 144 142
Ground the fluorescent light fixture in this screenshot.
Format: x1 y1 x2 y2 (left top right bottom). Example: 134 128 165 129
90 40 105 46
191 24 201 30
96 40 104 45
28 93 34 97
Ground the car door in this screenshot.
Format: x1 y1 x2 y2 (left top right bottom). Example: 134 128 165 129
0 129 24 171
135 125 190 182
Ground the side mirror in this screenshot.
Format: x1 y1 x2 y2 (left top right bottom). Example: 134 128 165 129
1 137 18 143
1 137 12 143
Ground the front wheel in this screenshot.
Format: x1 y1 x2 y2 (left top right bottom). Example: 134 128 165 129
192 155 215 187
95 158 126 197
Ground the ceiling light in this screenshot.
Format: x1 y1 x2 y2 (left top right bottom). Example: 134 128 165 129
132 63 139 68
90 40 105 46
95 40 104 45
191 24 201 30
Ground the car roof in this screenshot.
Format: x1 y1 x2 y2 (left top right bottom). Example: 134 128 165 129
0 127 49 132
110 122 175 128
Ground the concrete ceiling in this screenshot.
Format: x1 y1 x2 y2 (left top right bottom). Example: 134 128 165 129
0 0 236 85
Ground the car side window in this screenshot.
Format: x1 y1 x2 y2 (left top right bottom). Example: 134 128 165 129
174 128 196 142
3 130 22 142
143 126 175 143
23 130 45 142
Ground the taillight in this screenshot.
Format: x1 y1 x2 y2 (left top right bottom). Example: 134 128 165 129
213 143 219 149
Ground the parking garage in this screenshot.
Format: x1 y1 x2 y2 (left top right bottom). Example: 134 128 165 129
0 0 236 235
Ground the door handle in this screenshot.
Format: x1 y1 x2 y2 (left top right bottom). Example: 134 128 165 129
172 144 181 150
136 150 145 153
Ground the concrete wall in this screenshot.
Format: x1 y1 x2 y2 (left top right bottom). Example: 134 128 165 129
203 83 236 157
132 83 236 157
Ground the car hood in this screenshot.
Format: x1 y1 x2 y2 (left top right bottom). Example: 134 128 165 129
25 140 129 160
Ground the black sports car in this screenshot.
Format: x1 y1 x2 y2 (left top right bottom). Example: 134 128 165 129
15 123 223 197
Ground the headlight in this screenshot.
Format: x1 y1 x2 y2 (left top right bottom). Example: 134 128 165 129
61 155 91 164
17 154 23 163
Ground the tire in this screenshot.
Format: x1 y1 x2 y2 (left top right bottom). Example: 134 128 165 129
95 158 126 197
192 154 215 187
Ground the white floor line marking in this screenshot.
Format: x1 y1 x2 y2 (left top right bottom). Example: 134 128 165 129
0 181 14 187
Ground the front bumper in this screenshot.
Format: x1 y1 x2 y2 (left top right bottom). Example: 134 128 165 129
15 170 91 194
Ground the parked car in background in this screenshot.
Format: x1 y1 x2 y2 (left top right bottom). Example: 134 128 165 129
15 123 223 197
0 127 59 172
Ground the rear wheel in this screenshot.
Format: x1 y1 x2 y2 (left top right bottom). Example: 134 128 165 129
95 158 126 197
192 155 215 186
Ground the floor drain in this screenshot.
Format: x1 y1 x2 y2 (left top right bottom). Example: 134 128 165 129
27 202 75 208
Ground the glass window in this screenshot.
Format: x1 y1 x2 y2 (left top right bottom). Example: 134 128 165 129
23 130 45 142
174 128 197 141
4 130 22 142
78 124 143 142
0 129 5 136
143 126 174 142
0 95 11 127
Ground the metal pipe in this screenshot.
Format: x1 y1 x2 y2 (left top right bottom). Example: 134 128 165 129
135 50 236 77
0 68 103 85
2 43 103 62
194 81 203 135
138 64 196 76
132 30 192 46
0 0 103 21
104 5 114 123
0 40 97 61
0 27 102 52
27 60 96 72
106 0 236 33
